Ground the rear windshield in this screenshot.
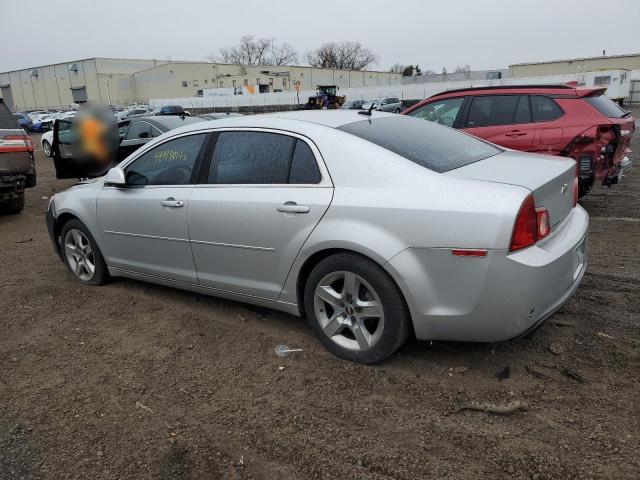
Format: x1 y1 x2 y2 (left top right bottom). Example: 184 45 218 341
584 95 628 118
338 116 501 173
0 101 19 129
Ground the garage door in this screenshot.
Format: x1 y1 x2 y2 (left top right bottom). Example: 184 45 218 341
630 80 640 104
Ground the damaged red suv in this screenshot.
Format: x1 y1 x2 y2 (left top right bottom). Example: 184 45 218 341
402 85 634 197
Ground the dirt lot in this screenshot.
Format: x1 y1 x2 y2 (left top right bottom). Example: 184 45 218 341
1 114 639 480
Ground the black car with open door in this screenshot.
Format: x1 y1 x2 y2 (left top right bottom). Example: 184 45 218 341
52 114 203 179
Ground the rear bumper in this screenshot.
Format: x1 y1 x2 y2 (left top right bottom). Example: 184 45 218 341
604 156 632 186
388 206 589 342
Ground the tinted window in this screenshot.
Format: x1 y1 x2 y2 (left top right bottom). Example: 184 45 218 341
584 95 628 118
513 95 532 124
530 96 564 122
125 121 153 140
125 134 206 186
408 97 464 127
289 140 321 184
338 116 501 173
209 132 295 184
466 95 520 127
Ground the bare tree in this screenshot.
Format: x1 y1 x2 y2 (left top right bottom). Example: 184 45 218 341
389 63 405 74
211 36 298 66
269 41 298 66
306 41 378 70
454 64 471 74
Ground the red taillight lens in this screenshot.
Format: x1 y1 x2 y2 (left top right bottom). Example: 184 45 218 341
535 207 550 239
510 195 538 252
0 134 33 153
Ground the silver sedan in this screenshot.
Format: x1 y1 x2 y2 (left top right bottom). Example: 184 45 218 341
46 111 588 363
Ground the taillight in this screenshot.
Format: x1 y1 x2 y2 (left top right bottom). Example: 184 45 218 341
510 195 538 252
510 195 552 252
0 134 33 153
535 207 550 239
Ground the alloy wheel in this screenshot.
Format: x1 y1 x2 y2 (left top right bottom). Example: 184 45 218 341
63 229 96 281
43 141 51 157
313 271 385 351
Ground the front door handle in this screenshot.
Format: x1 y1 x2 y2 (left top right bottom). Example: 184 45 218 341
277 201 310 214
161 197 184 208
506 130 527 137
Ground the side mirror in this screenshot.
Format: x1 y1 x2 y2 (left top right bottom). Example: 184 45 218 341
104 167 126 186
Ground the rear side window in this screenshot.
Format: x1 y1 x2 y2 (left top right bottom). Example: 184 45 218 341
530 96 564 122
0 102 19 129
125 121 153 140
466 95 520 127
584 95 628 118
208 132 321 185
289 140 322 184
338 116 501 173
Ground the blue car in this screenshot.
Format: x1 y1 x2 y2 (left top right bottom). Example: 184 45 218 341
13 113 42 132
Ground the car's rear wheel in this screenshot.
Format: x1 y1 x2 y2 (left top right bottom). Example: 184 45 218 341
304 253 409 364
42 140 52 157
0 192 25 214
60 219 109 285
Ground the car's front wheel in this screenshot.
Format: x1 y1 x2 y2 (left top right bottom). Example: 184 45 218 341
60 219 109 285
42 140 52 157
304 252 409 364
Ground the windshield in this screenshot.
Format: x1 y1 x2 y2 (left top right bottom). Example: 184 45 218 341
584 95 628 118
338 116 501 173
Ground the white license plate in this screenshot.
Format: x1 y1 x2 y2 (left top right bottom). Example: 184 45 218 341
573 236 586 280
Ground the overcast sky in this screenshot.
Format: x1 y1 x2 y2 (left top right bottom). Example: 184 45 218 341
1 0 638 72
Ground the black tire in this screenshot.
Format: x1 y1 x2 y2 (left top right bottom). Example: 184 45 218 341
303 252 410 364
0 192 25 214
42 140 52 157
395 108 401 113
578 177 593 199
60 219 109 285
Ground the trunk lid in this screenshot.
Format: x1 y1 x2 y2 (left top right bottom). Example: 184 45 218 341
446 150 576 229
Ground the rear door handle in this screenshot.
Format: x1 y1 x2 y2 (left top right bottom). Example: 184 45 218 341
277 202 310 214
161 197 184 208
506 130 527 137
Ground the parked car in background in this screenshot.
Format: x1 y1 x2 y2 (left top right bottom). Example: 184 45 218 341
13 113 35 132
341 99 367 110
46 110 587 364
402 85 635 197
362 97 403 113
115 107 154 121
1 99 36 214
152 105 191 116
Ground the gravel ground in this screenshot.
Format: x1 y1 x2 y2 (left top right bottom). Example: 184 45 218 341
1 112 639 479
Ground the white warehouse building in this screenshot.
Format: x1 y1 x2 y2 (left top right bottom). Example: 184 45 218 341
0 57 402 111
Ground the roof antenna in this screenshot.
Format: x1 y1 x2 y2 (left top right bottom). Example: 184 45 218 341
358 102 375 116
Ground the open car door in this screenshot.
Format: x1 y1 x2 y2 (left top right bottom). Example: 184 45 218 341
51 117 118 179
52 119 87 179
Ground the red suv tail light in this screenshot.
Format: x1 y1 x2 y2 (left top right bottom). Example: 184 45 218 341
0 134 34 153
510 195 552 252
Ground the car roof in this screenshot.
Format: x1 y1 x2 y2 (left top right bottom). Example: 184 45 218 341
160 110 398 137
426 84 606 100
120 115 203 130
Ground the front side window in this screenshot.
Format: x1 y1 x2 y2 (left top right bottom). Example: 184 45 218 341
466 95 520 127
530 95 564 122
407 97 464 127
125 133 206 186
208 131 321 185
